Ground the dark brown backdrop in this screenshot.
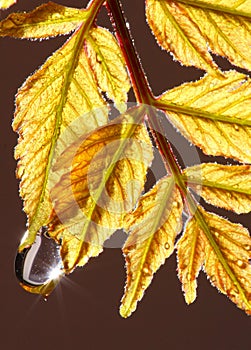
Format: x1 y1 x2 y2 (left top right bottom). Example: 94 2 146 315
1 1 251 349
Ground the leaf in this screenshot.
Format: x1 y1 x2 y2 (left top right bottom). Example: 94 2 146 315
146 0 251 73
178 207 251 314
13 24 109 251
48 113 153 272
177 215 205 304
0 2 87 38
157 70 251 163
184 163 251 214
120 176 183 318
0 0 16 10
86 27 131 111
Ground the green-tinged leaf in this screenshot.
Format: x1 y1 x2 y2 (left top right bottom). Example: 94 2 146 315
178 207 251 314
13 24 108 251
177 216 205 304
146 0 251 73
177 207 251 314
0 2 88 38
0 0 16 9
120 177 183 318
157 71 251 163
184 163 251 214
48 113 153 273
86 27 131 111
198 208 251 315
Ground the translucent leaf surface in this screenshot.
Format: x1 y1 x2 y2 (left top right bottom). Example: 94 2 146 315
157 71 251 163
177 216 205 304
86 27 131 111
178 207 251 314
0 0 16 9
201 208 251 314
120 177 183 318
184 163 251 214
13 25 108 251
0 2 87 38
146 0 251 72
49 114 153 272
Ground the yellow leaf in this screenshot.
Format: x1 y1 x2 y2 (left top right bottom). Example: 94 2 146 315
0 2 87 38
86 27 131 111
13 24 108 251
146 0 251 73
178 207 251 314
201 209 251 315
184 163 251 214
177 217 205 304
157 71 251 163
120 177 183 318
48 113 153 273
0 0 16 10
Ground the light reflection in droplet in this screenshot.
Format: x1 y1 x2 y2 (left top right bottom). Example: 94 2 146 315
15 227 64 296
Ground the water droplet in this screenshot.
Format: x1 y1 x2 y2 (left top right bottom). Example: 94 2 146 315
96 54 102 63
143 267 151 275
237 260 247 269
15 228 63 295
164 242 170 249
244 244 251 251
234 125 239 131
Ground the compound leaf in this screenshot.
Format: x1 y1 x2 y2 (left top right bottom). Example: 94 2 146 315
184 163 251 214
146 0 251 73
48 114 153 273
120 176 183 318
157 71 251 163
0 2 87 38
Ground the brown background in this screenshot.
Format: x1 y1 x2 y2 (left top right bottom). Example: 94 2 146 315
1 1 251 349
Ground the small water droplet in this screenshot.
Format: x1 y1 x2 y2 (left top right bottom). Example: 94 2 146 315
244 244 251 251
96 54 102 63
234 125 239 131
237 260 247 269
15 228 63 294
143 267 151 275
164 242 170 249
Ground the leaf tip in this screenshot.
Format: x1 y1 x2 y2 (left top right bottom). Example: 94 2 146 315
184 285 197 305
119 303 133 318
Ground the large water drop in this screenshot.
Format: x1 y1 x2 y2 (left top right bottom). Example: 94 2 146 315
15 227 64 296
